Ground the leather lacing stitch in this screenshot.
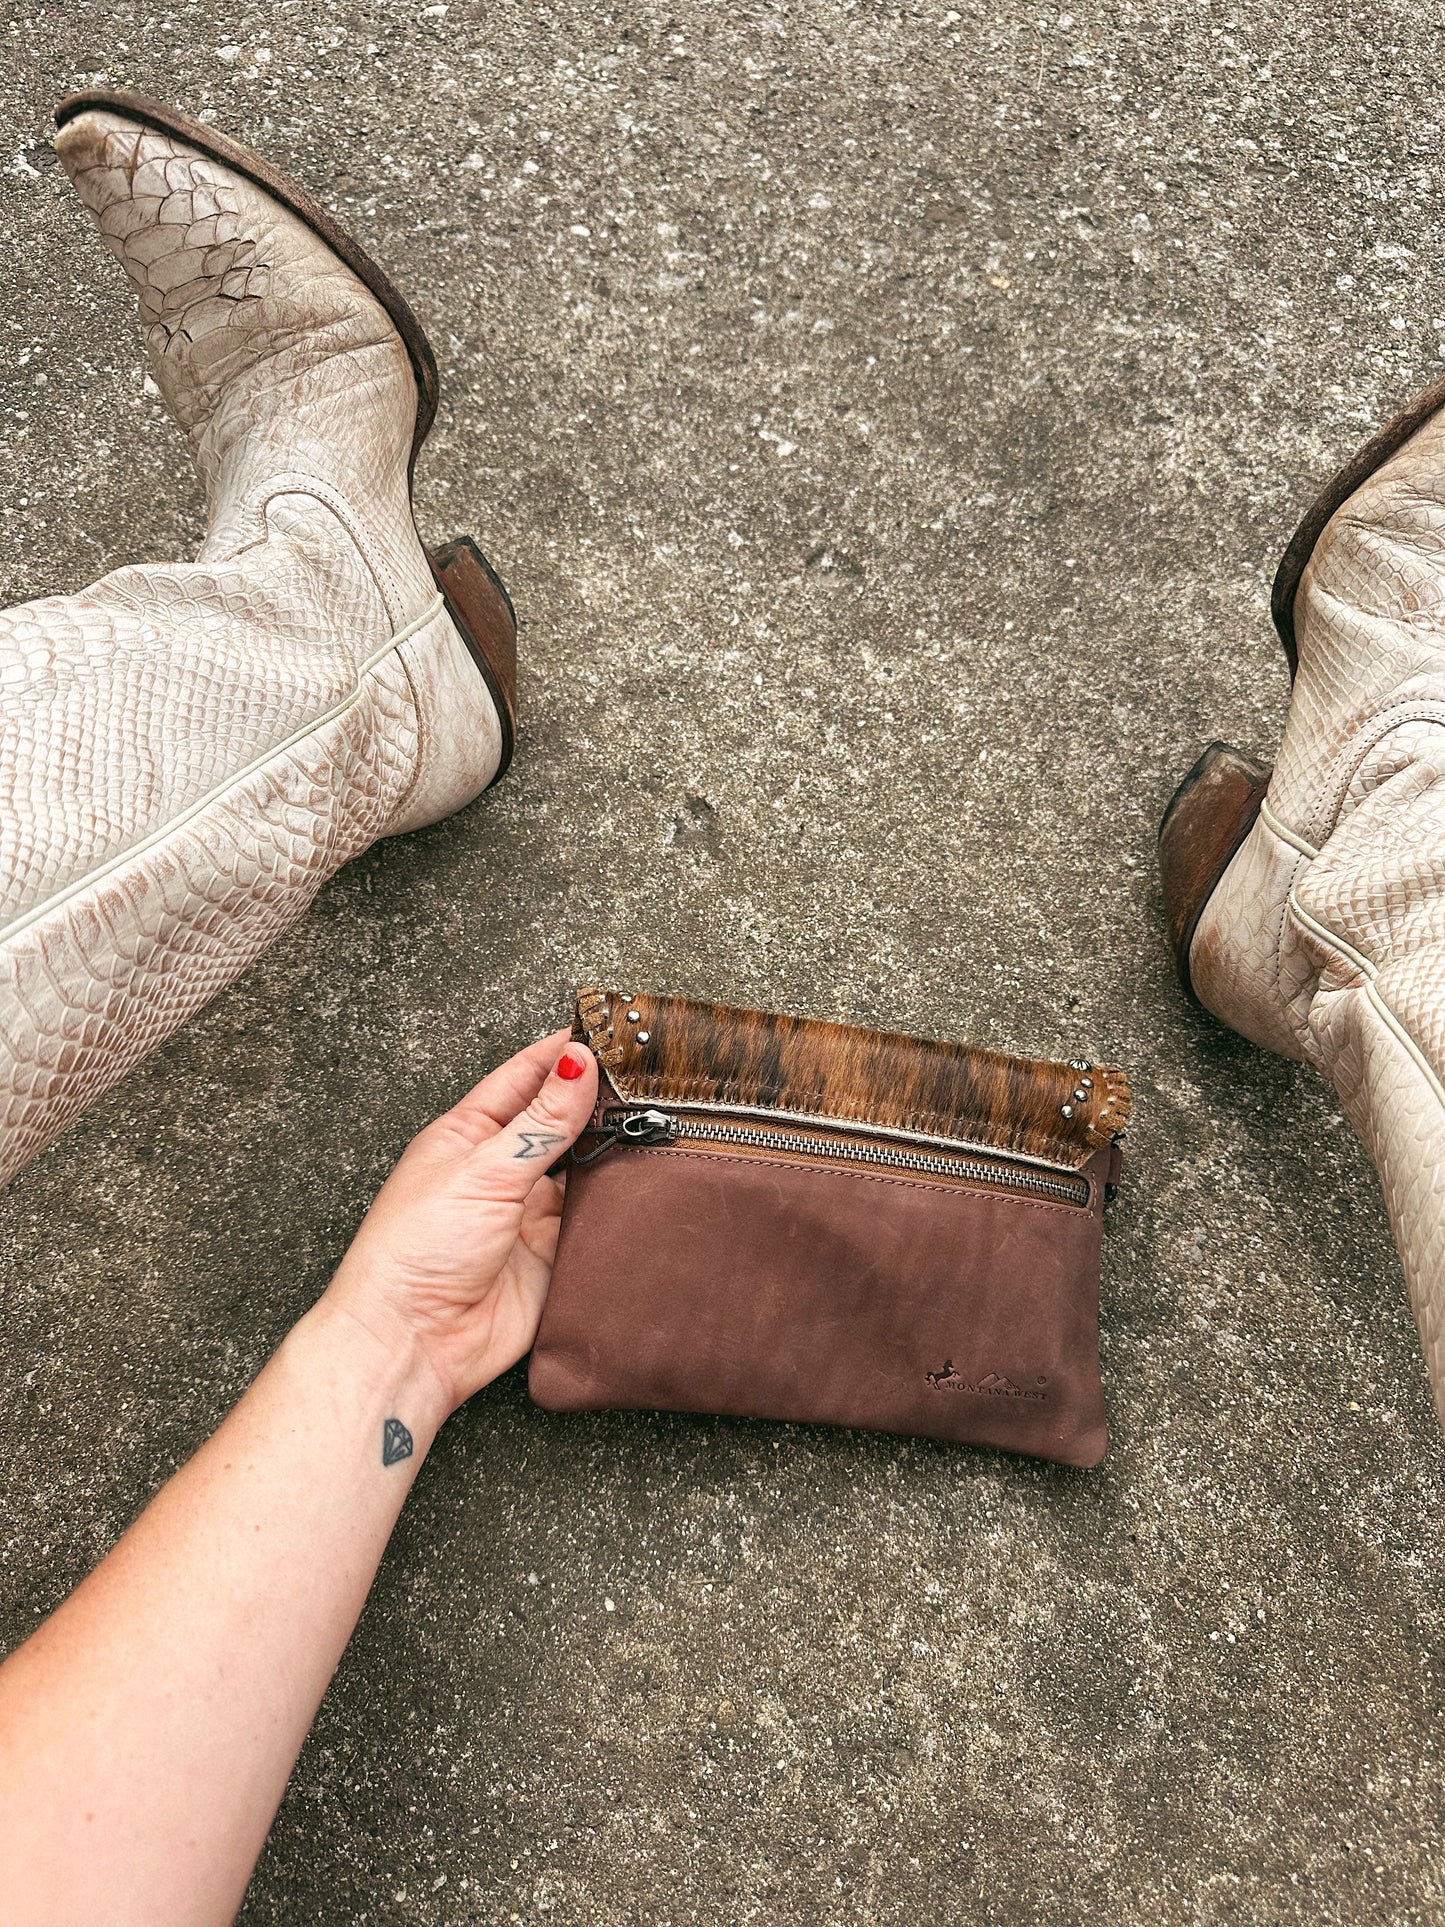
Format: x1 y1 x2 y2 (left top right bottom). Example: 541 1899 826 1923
574 986 625 1073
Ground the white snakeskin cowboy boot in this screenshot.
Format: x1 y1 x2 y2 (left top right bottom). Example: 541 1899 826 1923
0 91 517 1186
1159 372 1445 1429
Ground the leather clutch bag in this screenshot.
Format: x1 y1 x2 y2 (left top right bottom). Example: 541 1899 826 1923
529 987 1131 1467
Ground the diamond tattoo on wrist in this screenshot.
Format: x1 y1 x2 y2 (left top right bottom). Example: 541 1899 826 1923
382 1417 414 1467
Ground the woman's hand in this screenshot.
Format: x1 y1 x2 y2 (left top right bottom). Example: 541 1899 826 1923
320 1031 598 1427
0 1032 599 1927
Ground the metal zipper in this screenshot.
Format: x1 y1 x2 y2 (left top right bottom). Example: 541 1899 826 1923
573 1106 1092 1208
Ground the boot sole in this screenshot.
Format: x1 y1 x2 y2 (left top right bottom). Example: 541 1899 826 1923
54 87 518 787
1161 362 1445 995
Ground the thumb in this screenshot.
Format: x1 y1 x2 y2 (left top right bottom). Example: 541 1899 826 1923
467 1041 599 1203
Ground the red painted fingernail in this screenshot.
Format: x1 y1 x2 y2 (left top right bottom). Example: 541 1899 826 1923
557 1052 586 1081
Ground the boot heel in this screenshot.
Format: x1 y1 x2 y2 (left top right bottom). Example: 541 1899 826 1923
1158 742 1272 996
428 537 518 786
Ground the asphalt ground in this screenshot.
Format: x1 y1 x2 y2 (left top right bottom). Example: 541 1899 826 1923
2 4 1443 1921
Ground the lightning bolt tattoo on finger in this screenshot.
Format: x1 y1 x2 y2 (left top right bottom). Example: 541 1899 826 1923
513 1131 566 1161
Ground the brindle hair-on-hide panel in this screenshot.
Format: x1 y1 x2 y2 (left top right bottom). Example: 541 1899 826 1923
573 987 1130 1169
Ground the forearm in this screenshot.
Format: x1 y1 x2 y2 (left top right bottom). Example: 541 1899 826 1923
0 1293 449 1927
0 1030 595 1926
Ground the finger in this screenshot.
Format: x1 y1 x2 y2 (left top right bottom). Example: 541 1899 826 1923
442 1030 576 1146
518 1194 565 1272
464 1042 599 1204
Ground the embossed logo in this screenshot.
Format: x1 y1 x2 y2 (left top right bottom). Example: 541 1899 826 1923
925 1361 1047 1401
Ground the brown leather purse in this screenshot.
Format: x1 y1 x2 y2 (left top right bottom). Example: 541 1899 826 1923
529 988 1131 1467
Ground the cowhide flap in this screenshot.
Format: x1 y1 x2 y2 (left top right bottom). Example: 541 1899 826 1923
573 986 1130 1170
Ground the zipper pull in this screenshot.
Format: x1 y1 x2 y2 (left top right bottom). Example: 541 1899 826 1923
570 1107 678 1165
618 1108 680 1145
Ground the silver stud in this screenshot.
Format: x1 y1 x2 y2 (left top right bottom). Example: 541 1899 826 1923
1060 1103 1073 1119
1074 1088 1088 1103
1081 1076 1092 1088
636 1030 650 1043
626 1009 641 1022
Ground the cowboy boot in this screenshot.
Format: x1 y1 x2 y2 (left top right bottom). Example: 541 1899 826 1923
0 91 517 1187
1159 368 1445 1427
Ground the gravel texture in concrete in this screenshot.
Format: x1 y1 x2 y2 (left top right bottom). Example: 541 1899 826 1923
3 4 1445 1922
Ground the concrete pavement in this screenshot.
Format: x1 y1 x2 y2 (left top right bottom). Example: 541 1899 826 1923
2 4 1443 1920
